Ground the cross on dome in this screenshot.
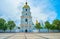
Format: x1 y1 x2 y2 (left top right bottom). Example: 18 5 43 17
23 0 30 8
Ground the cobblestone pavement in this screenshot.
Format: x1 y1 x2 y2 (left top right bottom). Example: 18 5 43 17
0 33 60 39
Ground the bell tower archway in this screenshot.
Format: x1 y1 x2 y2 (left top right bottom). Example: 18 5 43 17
25 29 28 32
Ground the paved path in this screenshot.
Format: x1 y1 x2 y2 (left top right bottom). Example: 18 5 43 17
0 33 60 39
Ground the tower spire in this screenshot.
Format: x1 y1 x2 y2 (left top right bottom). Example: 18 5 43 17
36 19 39 24
23 0 30 8
26 0 27 5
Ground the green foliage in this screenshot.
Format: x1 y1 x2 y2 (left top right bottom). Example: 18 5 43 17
8 21 16 31
0 18 16 32
0 17 60 32
45 21 51 32
0 18 6 30
45 19 60 32
52 19 60 30
45 21 51 29
35 23 42 32
50 24 56 30
3 23 8 32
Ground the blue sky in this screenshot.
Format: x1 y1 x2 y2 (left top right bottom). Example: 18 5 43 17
0 0 60 26
51 0 60 19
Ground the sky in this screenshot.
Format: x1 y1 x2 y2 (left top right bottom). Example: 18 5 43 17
0 0 60 26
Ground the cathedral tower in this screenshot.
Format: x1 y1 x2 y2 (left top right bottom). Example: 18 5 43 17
20 2 33 32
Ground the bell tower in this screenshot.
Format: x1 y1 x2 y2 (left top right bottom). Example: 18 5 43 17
20 1 33 32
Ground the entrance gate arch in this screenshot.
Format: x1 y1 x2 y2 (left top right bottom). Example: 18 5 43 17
25 29 28 32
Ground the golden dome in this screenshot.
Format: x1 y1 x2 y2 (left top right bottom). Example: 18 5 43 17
36 19 39 24
23 2 30 8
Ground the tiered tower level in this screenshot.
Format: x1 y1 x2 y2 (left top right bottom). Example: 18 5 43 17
20 2 33 32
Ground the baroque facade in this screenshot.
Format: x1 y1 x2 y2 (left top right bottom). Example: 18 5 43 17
20 2 33 32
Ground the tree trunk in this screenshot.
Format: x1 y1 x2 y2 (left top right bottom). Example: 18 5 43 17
4 30 5 32
53 30 54 32
3 30 5 32
39 29 40 32
48 29 49 32
10 30 11 32
59 30 60 32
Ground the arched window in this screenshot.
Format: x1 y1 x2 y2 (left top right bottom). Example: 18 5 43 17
26 9 27 11
25 19 28 22
26 13 27 15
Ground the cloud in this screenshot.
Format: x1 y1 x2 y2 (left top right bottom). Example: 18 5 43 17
30 0 57 23
0 0 57 25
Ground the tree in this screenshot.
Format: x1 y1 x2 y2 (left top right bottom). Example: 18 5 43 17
52 19 60 31
45 21 51 32
2 23 8 32
0 18 6 30
50 24 56 31
35 23 42 32
8 21 16 32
